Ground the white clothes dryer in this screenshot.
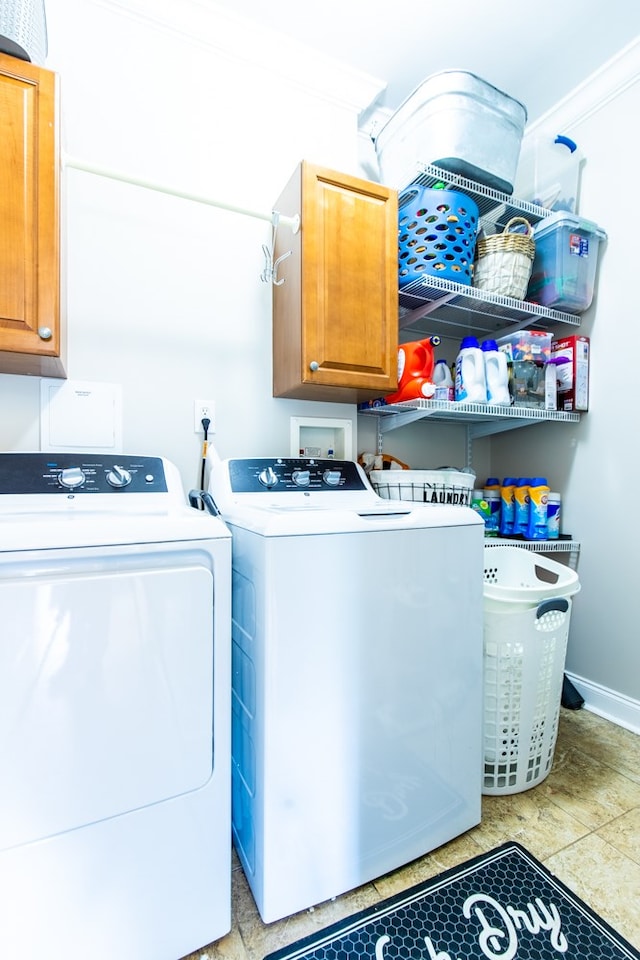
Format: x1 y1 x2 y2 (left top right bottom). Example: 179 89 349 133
0 453 231 960
208 455 484 924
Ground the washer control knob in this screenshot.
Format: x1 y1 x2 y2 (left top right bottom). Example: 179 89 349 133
59 467 86 489
323 469 342 486
291 469 311 487
106 465 133 488
258 466 278 488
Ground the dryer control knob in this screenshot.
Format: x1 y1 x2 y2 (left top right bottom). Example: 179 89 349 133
258 466 278 488
291 469 311 487
59 467 86 489
323 469 342 486
106 465 133 488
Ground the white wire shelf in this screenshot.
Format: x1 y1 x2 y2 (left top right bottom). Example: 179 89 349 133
398 275 581 340
397 162 553 230
358 398 580 437
484 537 581 569
394 163 583 340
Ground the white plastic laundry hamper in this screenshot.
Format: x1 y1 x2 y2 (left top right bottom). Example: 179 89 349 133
482 547 580 795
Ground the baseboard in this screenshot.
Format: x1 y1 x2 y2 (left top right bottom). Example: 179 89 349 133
565 671 640 735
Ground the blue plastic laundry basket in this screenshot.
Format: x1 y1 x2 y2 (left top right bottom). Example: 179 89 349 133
398 185 479 286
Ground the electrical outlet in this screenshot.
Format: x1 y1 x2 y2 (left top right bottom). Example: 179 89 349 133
194 400 215 433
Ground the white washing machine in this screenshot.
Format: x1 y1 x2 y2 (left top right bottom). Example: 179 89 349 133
0 453 231 960
208 455 484 924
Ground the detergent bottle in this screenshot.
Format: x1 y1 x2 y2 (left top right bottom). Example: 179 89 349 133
384 378 436 402
499 476 517 536
433 359 454 400
455 337 487 403
385 336 441 404
483 477 501 537
547 492 562 539
513 478 532 537
525 477 550 540
482 339 511 405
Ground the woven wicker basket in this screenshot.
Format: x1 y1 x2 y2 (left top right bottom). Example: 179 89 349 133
473 217 535 300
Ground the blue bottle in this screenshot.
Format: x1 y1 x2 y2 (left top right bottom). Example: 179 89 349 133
525 477 550 540
499 477 517 536
513 478 531 537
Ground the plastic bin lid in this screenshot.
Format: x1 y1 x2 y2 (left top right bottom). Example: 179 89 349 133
375 70 527 142
533 210 608 241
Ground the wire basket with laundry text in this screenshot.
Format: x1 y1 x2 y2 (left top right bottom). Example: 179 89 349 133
369 468 475 506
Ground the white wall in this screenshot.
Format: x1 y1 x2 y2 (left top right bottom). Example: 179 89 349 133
489 41 640 728
0 0 390 489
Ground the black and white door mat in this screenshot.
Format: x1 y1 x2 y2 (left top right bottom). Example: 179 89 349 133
264 842 639 960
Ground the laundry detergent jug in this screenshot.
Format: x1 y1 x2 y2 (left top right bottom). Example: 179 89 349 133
385 336 441 403
455 336 487 403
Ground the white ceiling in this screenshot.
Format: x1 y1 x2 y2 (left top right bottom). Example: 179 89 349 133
210 0 640 124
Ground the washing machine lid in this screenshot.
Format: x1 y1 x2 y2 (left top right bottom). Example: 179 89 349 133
208 456 482 535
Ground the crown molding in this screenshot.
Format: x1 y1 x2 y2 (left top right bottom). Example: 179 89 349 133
522 35 640 137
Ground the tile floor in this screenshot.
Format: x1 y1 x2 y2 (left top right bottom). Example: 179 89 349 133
184 708 640 960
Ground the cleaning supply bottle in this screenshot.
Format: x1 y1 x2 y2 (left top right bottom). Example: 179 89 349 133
513 477 531 537
547 492 562 539
433 358 454 400
455 336 487 404
471 489 491 533
482 339 511 405
384 377 436 402
525 477 550 540
483 477 501 537
499 477 517 536
385 336 441 403
397 337 440 392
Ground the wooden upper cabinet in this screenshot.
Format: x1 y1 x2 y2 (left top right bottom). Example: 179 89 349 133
0 52 64 377
272 161 398 402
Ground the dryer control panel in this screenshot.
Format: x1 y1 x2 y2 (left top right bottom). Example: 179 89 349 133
0 454 168 495
227 458 368 493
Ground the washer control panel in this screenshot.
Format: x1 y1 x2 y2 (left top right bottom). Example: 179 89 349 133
227 458 367 493
0 454 168 495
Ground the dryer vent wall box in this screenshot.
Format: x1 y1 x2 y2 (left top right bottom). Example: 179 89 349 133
290 416 353 460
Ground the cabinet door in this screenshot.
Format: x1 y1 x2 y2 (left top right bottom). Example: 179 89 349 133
0 53 64 377
273 161 398 402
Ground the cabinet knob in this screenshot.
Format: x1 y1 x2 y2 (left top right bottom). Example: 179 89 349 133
309 361 319 372
38 326 53 340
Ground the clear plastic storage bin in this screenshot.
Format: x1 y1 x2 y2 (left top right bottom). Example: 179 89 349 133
374 70 527 193
526 212 607 313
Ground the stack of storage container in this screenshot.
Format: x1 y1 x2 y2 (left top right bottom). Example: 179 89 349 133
373 69 607 318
